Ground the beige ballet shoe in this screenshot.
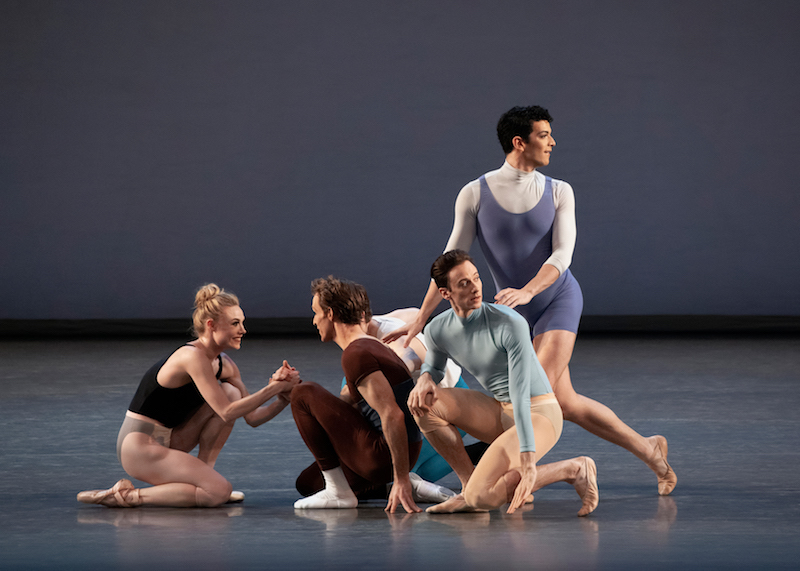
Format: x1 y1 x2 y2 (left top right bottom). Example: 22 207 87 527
77 479 141 508
650 436 677 496
425 493 487 514
227 491 245 504
575 457 599 517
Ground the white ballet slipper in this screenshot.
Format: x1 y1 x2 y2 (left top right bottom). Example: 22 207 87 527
408 472 457 504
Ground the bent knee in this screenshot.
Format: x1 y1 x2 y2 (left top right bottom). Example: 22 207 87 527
198 478 233 507
290 381 325 410
291 381 322 400
221 382 243 402
463 483 499 511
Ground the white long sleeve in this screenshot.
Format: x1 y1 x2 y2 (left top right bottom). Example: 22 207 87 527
443 162 576 276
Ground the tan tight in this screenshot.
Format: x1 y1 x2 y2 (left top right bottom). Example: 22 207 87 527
114 382 241 507
417 388 562 510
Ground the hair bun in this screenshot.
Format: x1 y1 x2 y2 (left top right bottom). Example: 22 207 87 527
195 283 221 307
191 284 240 337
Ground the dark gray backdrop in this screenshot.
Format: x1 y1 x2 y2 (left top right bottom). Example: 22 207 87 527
2 1 799 321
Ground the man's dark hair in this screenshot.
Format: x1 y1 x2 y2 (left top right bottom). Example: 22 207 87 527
496 105 553 154
311 276 372 325
430 250 475 289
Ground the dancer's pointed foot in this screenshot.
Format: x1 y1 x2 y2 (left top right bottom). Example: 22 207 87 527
294 488 358 509
77 479 141 508
574 457 599 517
648 435 677 496
426 493 487 514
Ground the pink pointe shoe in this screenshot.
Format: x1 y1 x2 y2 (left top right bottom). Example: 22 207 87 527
77 479 140 508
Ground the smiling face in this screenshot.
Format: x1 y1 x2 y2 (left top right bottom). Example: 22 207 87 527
311 294 335 342
211 305 246 350
518 120 555 168
439 260 483 317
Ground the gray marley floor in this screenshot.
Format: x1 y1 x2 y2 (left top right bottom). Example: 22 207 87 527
1 333 799 570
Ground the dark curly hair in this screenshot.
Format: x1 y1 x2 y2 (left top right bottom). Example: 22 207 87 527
311 276 372 325
496 105 553 154
430 250 475 289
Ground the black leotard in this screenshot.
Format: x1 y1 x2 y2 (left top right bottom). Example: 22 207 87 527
128 347 223 428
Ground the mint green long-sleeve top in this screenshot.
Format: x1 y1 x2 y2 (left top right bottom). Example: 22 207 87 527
421 303 552 452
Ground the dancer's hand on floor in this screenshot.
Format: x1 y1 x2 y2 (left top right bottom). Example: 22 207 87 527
508 452 537 514
386 475 422 514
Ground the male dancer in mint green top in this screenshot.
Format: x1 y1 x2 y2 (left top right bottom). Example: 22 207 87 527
422 297 551 454
408 250 598 515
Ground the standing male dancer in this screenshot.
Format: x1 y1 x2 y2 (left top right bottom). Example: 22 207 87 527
388 106 676 495
408 250 598 515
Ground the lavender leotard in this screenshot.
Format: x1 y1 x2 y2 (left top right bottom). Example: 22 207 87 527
476 175 583 336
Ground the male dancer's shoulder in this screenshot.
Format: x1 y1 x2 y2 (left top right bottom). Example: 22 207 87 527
425 308 453 329
484 303 531 334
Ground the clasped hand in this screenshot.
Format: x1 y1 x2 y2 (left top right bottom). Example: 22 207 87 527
269 360 300 390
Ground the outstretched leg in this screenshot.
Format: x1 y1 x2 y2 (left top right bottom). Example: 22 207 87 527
535 330 676 495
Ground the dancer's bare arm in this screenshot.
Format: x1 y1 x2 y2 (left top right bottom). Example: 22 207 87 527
383 280 442 347
217 353 248 396
494 264 560 309
339 384 355 404
184 354 298 423
407 372 438 416
359 371 421 514
381 307 421 324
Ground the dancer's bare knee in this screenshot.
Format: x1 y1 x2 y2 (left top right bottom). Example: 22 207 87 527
463 481 498 511
221 382 243 403
197 479 233 507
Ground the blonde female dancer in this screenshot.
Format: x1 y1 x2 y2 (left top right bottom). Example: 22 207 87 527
77 284 298 507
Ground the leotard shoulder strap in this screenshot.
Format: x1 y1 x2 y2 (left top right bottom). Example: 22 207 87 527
183 344 224 379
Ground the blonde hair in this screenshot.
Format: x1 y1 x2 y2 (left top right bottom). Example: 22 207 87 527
192 283 240 337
